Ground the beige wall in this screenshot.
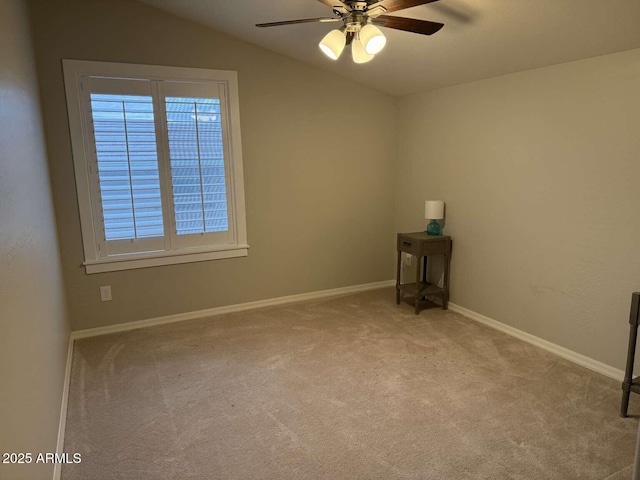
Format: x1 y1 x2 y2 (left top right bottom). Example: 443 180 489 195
397 49 640 370
0 1 70 479
28 0 398 331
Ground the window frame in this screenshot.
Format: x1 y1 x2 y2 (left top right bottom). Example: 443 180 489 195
63 59 248 274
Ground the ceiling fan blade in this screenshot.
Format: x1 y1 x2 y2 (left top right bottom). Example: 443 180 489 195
256 17 341 27
316 0 352 12
372 0 440 14
376 15 443 35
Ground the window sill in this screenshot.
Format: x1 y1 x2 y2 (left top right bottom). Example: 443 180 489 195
83 245 249 274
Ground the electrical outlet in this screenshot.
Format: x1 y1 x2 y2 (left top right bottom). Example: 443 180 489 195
100 286 112 302
403 253 413 266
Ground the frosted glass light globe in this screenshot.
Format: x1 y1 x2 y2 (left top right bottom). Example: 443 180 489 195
360 24 386 55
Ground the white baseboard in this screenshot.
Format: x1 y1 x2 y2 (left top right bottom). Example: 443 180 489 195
449 302 624 382
71 280 396 340
70 282 623 382
53 337 75 480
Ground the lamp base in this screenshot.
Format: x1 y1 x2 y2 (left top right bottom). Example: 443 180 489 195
426 220 441 236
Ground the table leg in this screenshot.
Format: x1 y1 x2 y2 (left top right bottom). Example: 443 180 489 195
621 322 637 417
414 255 421 315
421 256 428 301
422 256 427 283
396 249 401 305
443 252 451 310
622 294 640 417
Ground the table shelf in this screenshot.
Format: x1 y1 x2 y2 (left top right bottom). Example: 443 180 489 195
398 282 445 298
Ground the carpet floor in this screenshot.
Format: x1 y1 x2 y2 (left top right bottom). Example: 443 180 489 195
62 287 639 479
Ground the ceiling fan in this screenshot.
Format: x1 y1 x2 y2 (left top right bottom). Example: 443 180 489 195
256 0 444 64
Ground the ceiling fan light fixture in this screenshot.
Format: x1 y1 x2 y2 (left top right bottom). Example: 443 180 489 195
319 28 346 60
360 24 386 55
352 37 374 64
257 0 446 66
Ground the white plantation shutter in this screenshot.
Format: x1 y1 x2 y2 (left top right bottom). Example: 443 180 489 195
91 93 164 240
166 97 227 235
85 78 166 256
64 60 247 272
161 81 234 248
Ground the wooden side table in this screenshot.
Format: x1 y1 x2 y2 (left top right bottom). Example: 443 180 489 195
396 232 452 315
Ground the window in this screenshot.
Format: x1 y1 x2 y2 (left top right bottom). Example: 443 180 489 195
63 60 248 273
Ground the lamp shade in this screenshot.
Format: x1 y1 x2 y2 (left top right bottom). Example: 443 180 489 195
352 38 374 64
425 200 444 220
360 24 386 55
319 29 346 60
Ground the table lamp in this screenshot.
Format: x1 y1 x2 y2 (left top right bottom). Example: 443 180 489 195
425 200 444 235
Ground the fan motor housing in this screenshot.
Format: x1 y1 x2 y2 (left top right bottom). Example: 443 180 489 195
345 12 368 30
349 1 369 11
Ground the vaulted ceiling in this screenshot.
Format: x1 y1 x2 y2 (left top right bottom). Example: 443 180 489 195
139 0 640 96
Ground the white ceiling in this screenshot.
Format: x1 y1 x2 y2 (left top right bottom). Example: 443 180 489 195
139 0 640 97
